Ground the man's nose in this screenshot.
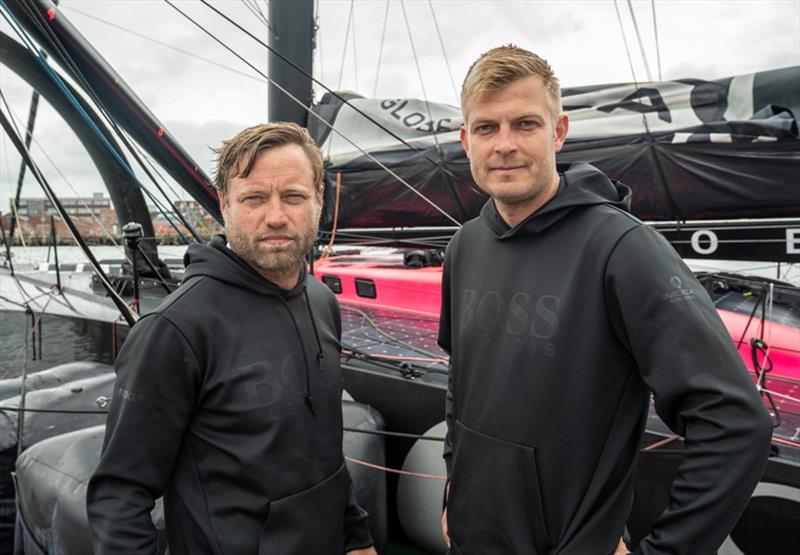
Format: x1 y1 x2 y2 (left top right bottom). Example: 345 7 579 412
263 199 289 227
493 125 517 155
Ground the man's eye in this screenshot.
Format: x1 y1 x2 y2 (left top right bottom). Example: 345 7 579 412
518 120 537 129
473 124 494 134
285 194 306 204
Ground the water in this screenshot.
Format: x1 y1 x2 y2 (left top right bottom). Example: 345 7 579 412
2 244 190 268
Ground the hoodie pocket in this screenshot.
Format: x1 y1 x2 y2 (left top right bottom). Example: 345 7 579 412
258 462 349 555
448 420 550 554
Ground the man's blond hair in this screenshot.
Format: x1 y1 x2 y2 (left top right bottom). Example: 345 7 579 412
213 122 324 197
461 45 561 120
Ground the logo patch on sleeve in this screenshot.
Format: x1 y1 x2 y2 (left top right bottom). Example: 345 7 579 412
662 276 697 303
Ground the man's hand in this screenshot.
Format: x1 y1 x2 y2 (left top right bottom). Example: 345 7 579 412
441 507 450 548
613 538 630 555
347 547 377 555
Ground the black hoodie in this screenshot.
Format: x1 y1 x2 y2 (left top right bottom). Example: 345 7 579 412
438 163 772 555
87 236 373 555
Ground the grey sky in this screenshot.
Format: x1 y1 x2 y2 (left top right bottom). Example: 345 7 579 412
1 0 799 214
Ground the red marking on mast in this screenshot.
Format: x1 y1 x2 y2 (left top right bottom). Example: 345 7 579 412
47 7 56 21
157 128 165 138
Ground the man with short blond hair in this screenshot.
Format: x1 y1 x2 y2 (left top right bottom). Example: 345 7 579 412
88 122 377 555
438 45 771 554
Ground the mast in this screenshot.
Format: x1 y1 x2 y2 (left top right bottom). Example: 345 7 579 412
268 0 314 126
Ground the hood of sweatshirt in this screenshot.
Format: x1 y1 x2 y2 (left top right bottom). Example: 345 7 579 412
481 162 632 239
182 235 308 296
182 235 322 413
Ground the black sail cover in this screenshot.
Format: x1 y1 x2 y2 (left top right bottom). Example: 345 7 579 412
309 67 799 261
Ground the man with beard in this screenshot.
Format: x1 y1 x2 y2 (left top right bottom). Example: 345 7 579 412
87 123 377 555
438 46 771 554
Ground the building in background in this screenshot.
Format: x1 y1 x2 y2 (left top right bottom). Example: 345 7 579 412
3 194 221 245
5 193 117 244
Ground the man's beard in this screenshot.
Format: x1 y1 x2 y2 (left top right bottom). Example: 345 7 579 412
226 219 318 282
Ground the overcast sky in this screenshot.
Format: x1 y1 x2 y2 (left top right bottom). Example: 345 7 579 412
1 0 799 213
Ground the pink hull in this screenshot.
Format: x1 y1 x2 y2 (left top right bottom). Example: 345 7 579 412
315 256 799 413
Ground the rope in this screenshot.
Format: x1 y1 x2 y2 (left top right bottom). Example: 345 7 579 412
344 426 444 442
346 456 447 481
641 435 681 451
341 304 445 359
0 288 57 382
0 406 108 415
322 172 342 256
735 292 762 349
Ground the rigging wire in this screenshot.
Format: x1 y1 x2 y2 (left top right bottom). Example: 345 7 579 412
0 93 138 326
1 139 31 250
342 303 445 359
316 229 453 249
650 0 662 81
399 0 443 153
0 6 187 242
62 6 268 84
123 130 219 238
613 0 640 87
314 0 324 89
626 0 653 82
372 0 391 98
168 0 462 226
428 0 459 105
195 0 482 200
241 0 273 36
9 85 40 240
0 288 57 382
2 98 121 248
351 1 359 93
336 0 354 91
612 0 682 221
5 1 201 244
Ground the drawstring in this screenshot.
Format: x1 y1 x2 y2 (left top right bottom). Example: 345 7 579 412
303 289 325 367
277 291 320 417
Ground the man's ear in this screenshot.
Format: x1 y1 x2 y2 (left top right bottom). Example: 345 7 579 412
553 113 569 153
218 190 228 220
460 125 471 159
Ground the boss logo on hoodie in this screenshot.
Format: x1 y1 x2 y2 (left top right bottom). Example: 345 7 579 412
233 353 335 415
459 289 560 357
662 275 697 304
